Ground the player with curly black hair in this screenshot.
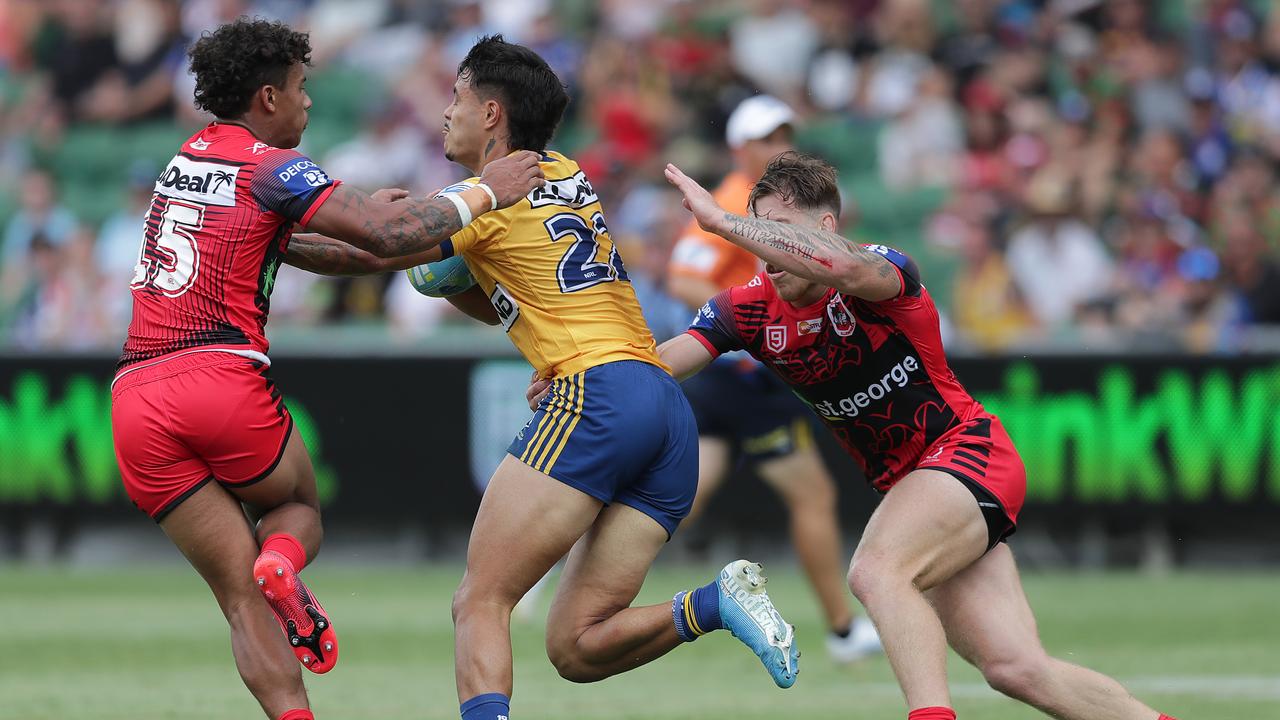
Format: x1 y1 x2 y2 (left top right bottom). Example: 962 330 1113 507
110 18 544 720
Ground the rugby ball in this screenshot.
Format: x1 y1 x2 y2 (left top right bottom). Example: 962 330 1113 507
406 255 476 297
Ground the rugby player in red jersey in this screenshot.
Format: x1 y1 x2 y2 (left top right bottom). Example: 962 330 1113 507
659 153 1181 720
110 19 541 720
533 152 1181 720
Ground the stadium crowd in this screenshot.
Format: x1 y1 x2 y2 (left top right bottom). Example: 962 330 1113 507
2 0 1280 353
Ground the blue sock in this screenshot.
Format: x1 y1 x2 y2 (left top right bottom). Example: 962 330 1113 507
672 580 722 642
460 693 509 720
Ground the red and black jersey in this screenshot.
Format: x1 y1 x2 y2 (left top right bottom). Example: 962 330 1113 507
118 122 338 370
686 246 994 491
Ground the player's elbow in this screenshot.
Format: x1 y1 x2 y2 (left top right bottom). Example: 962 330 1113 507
828 256 867 293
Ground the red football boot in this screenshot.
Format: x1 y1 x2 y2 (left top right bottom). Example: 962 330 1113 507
253 550 338 674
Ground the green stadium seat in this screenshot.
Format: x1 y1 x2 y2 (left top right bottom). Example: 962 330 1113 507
305 67 382 129
795 116 884 178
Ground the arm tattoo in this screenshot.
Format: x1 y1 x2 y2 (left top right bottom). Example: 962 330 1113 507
284 234 384 276
328 185 464 257
724 212 889 277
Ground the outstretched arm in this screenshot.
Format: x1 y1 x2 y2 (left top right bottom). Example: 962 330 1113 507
664 163 902 302
657 333 715 381
283 233 439 275
283 188 437 275
304 150 545 259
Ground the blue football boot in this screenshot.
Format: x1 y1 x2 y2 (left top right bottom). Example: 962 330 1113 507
718 560 799 688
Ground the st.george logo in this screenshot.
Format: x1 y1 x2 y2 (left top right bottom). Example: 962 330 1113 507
765 325 787 353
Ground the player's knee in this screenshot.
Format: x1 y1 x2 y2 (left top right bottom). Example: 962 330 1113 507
450 579 476 625
846 554 900 603
980 653 1050 701
451 578 513 624
545 642 604 684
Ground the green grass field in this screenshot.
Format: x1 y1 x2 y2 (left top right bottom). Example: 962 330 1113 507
1 564 1276 719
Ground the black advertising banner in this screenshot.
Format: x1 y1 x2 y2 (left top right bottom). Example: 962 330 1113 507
2 355 1278 530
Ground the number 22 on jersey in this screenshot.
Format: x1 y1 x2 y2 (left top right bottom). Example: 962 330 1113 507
132 198 204 297
545 211 628 293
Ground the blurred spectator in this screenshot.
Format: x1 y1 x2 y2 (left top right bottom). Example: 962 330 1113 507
1220 209 1280 324
8 0 1280 353
2 167 77 266
78 0 185 124
1175 246 1245 352
860 0 935 117
611 184 692 342
878 67 963 189
441 0 501 65
95 160 157 334
322 100 427 191
96 161 155 283
28 0 117 137
7 229 110 348
1210 5 1280 146
948 208 1035 350
1005 170 1114 330
1184 67 1233 188
730 0 819 105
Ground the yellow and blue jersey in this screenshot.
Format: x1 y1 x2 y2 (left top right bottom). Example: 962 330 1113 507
438 151 665 379
436 151 695 533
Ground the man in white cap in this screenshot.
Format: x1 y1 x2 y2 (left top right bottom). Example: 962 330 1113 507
667 94 882 663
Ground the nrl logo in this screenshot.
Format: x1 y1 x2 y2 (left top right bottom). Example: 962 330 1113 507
765 325 787 353
189 136 210 150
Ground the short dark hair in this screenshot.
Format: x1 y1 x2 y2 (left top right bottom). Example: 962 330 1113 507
189 18 311 119
458 35 569 153
748 151 842 220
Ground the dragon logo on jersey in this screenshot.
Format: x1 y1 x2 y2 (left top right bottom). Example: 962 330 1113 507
827 295 856 336
765 325 787 353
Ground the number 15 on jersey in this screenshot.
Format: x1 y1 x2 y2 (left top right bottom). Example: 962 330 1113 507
131 198 205 298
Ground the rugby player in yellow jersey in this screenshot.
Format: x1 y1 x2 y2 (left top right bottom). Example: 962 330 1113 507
283 36 799 720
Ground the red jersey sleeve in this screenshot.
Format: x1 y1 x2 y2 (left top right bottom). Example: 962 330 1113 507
251 150 339 225
684 288 742 357
863 243 923 300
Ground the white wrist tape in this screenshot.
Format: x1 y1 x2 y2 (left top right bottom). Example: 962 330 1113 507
475 182 499 211
443 192 472 226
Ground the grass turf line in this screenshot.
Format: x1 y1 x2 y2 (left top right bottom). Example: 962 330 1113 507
1 566 1276 719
